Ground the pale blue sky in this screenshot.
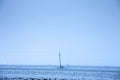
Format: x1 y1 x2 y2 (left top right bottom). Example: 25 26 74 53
0 0 120 66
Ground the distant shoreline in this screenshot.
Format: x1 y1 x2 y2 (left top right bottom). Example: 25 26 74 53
0 65 120 72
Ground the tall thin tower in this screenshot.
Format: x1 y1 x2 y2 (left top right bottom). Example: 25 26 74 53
59 52 62 69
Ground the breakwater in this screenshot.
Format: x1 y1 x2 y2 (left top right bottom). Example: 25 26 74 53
0 65 120 80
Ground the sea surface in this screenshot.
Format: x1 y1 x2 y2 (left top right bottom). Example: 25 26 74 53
0 65 120 80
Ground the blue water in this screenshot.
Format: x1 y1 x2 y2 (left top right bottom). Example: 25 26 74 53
0 65 120 80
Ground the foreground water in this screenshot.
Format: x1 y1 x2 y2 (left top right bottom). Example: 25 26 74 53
0 65 120 80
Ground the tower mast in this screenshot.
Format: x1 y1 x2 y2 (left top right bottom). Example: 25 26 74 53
59 52 62 69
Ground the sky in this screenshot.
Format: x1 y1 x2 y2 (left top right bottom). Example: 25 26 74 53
0 0 120 66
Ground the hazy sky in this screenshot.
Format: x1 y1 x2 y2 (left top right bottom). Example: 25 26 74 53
0 0 120 66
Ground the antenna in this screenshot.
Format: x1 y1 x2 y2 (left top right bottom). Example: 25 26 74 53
59 52 62 69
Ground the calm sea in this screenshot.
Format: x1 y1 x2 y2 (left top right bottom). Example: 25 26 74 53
0 65 120 80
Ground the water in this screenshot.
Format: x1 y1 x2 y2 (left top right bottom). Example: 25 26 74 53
0 65 120 80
